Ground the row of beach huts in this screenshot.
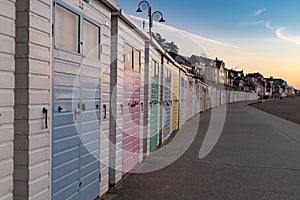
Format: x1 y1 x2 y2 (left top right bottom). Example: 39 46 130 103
0 0 258 199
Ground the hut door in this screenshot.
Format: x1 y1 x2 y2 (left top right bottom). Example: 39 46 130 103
123 45 140 173
52 4 101 200
172 73 179 132
163 68 172 139
150 60 159 151
179 76 185 127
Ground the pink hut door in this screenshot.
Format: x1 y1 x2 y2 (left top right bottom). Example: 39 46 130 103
123 45 140 174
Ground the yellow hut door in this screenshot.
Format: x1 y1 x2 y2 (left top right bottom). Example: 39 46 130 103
172 73 179 132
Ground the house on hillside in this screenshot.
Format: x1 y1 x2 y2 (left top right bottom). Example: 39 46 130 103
287 86 296 97
214 58 227 86
188 55 220 85
169 52 194 73
246 73 267 95
265 77 275 98
189 55 206 77
169 52 204 80
227 69 245 90
246 73 266 98
273 78 287 98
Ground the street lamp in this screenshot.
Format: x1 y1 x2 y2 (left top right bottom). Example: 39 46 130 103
136 0 165 38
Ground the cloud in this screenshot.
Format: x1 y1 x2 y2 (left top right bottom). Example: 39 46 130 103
265 21 274 30
129 15 235 48
238 17 300 47
238 20 266 27
253 8 267 16
276 27 300 46
128 14 262 64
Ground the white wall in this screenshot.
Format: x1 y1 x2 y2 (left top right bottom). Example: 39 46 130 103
15 0 51 199
0 1 15 199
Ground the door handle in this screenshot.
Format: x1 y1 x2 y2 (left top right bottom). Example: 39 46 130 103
103 104 107 119
120 104 123 116
42 108 48 129
74 108 81 120
82 103 86 111
57 106 70 113
58 106 63 112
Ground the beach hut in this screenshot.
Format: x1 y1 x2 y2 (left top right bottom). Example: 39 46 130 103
12 0 118 199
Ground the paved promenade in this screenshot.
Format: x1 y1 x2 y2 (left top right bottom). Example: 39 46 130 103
105 102 300 200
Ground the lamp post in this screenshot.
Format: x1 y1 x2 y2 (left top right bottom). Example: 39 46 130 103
136 0 165 38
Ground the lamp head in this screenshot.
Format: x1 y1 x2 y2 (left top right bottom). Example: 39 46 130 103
136 1 150 13
159 18 165 23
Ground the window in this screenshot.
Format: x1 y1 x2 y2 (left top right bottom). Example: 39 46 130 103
152 60 159 79
151 60 155 78
55 5 79 52
125 44 133 70
83 19 99 59
165 68 171 83
156 62 159 78
133 50 141 72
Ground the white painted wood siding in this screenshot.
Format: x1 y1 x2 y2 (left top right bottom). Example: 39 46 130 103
0 1 15 199
15 0 51 199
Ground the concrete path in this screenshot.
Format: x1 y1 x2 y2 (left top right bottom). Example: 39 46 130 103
105 102 300 200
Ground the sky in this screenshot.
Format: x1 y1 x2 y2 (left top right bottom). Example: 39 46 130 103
115 0 300 89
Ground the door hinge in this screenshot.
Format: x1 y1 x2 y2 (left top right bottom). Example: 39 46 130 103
99 173 101 182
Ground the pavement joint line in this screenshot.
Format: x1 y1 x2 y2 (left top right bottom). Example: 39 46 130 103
175 160 300 171
276 128 300 146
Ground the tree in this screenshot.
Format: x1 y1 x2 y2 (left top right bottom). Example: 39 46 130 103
151 32 179 54
151 32 166 47
163 41 179 54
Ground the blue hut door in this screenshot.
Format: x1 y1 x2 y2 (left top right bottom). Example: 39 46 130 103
150 60 159 151
52 3 101 200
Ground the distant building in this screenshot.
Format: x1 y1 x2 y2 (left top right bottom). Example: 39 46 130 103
273 78 287 98
246 73 266 98
189 55 206 76
169 52 202 80
227 69 245 90
189 55 229 86
215 58 227 86
287 86 296 97
265 77 275 97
